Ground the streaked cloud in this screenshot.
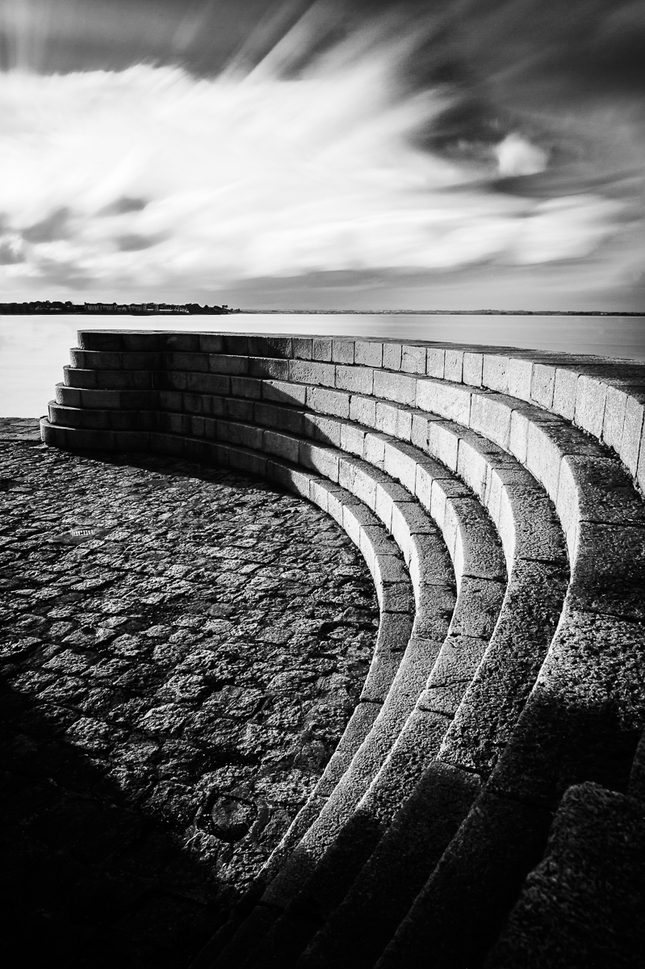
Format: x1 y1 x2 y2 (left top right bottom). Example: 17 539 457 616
0 0 642 307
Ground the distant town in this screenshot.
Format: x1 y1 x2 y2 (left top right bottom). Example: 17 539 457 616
0 300 238 315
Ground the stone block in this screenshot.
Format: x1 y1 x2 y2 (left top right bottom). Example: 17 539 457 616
66 426 117 450
247 336 293 358
601 383 629 452
307 386 350 419
78 330 123 351
225 397 254 421
202 417 217 440
428 421 459 471
56 384 82 407
349 394 377 427
163 333 200 352
263 429 299 464
622 392 645 477
112 409 148 432
187 372 231 396
383 342 402 371
289 359 336 387
165 350 208 372
149 431 184 456
230 375 259 398
292 336 312 359
360 620 412 702
114 430 150 450
410 411 431 450
208 354 249 375
166 371 187 391
335 364 373 395
486 782 645 969
339 422 366 458
375 401 400 437
568 522 645 622
342 502 376 547
417 379 472 425
530 363 556 409
40 419 68 447
400 345 427 374
420 633 491 716
222 335 249 355
574 375 607 439
249 357 290 380
123 332 167 351
457 438 490 500
262 379 307 406
198 334 225 353
525 423 562 497
266 461 312 498
463 351 483 387
326 485 361 527
79 389 122 410
230 422 264 450
181 391 204 413
303 412 341 447
299 442 339 482
364 431 386 469
373 369 417 405
444 349 464 383
552 366 578 420
255 401 304 434
482 354 532 400
426 347 445 378
332 339 354 364
355 340 383 367
228 446 267 477
383 440 417 492
312 337 332 361
498 487 566 567
469 393 511 449
408 532 454 592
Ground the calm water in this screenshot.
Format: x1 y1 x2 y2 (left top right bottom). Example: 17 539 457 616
1 313 644 418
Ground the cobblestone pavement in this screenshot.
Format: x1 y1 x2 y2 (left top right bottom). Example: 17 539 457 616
0 420 378 968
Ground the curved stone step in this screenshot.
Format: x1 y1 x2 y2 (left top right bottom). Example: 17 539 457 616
41 331 645 969
194 429 565 966
482 780 645 969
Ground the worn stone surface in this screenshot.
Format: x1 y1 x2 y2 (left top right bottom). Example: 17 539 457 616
0 421 378 967
485 782 645 969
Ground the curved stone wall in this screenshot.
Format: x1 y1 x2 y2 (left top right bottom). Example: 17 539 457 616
41 331 645 969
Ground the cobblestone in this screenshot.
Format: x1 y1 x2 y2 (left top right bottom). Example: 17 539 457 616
0 420 378 967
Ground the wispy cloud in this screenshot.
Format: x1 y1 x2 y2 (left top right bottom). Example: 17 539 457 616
0 0 642 306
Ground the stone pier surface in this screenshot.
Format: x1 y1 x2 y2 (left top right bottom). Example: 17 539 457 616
24 330 645 966
0 419 377 968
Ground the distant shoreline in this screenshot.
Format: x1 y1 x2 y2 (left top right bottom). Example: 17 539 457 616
2 309 644 317
238 309 645 316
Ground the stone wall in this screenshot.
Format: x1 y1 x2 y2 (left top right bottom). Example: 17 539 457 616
41 331 645 968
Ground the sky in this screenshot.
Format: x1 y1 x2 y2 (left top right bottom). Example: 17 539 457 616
0 0 643 311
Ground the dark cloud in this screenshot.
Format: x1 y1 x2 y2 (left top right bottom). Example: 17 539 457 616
99 196 148 216
33 256 91 288
116 233 161 251
21 207 71 243
0 242 25 265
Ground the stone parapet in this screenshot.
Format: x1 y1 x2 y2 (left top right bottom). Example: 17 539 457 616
41 331 645 969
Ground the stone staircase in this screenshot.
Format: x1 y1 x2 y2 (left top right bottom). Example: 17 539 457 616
41 331 645 968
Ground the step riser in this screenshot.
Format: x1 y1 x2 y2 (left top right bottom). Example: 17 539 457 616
41 333 645 969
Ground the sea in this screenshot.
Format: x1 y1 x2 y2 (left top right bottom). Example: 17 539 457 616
1 313 644 418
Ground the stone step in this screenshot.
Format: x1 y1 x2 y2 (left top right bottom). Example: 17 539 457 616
167 421 565 969
70 329 645 495
483 781 645 969
41 332 645 969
